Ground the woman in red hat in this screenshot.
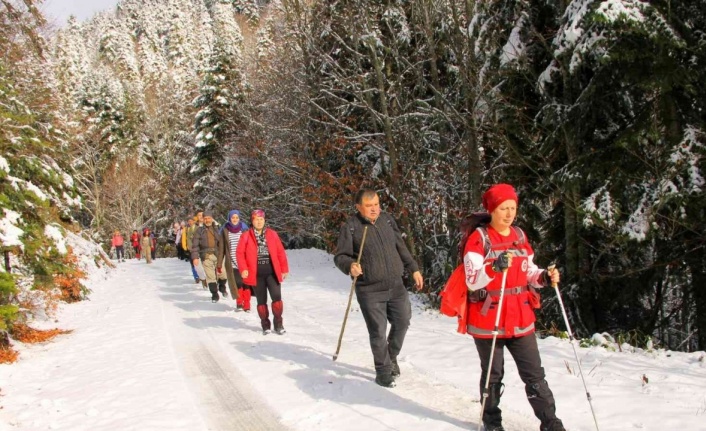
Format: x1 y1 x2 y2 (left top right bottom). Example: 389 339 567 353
456 184 564 431
236 209 289 335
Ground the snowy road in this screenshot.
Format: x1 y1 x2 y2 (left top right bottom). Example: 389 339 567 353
1 250 705 431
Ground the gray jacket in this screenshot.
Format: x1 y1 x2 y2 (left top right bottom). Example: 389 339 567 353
334 212 419 293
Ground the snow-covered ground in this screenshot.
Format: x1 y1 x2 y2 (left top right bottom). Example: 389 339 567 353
0 249 704 431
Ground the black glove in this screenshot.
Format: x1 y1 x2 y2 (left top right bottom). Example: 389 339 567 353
491 252 511 273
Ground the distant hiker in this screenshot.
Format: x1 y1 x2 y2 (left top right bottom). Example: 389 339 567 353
237 209 289 334
440 183 564 431
179 221 188 260
111 230 125 262
192 210 228 302
150 230 157 260
334 189 423 388
173 222 184 260
141 228 153 264
217 209 250 312
130 229 141 259
183 216 203 286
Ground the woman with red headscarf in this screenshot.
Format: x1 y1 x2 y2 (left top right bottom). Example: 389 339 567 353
445 184 564 431
236 209 289 335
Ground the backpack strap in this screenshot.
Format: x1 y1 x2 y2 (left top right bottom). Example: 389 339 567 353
511 226 526 246
478 226 526 258
476 226 492 258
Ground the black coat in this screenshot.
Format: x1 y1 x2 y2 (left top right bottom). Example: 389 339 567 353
334 212 419 294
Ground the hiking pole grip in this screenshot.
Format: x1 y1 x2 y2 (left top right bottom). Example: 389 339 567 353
333 226 369 361
547 264 558 288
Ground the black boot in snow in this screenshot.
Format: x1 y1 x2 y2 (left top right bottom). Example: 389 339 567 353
391 358 400 378
481 382 504 431
375 371 396 388
218 280 228 298
540 419 566 431
526 380 562 431
208 282 219 303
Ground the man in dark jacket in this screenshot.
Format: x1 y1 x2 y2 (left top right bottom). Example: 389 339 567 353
334 189 424 388
191 210 228 302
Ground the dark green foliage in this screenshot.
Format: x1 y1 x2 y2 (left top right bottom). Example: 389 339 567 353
0 273 19 331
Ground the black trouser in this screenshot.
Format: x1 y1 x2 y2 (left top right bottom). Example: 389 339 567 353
115 246 124 260
254 267 281 305
356 279 411 374
474 334 559 427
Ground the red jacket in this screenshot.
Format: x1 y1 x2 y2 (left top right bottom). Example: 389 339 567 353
236 228 289 285
130 233 140 247
111 234 124 247
442 226 546 339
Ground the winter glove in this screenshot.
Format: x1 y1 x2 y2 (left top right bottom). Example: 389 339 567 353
217 267 222 274
491 252 511 273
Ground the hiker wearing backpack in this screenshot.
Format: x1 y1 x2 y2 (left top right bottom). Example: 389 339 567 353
441 183 564 431
334 188 424 388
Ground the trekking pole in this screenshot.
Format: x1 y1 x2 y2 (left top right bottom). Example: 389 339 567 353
333 226 368 361
549 264 600 431
477 267 509 431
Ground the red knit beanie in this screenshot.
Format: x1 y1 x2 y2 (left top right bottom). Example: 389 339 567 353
482 184 518 213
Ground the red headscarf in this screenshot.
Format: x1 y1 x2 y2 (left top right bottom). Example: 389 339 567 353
482 184 518 213
251 209 265 220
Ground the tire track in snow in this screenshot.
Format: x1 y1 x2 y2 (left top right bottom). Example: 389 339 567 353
158 266 287 431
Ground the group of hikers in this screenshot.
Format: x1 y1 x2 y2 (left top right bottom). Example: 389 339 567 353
106 183 566 431
110 228 157 263
173 208 289 335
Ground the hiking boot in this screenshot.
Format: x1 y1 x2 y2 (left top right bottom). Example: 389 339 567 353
391 358 400 378
274 325 286 335
194 279 200 284
540 419 565 431
262 329 271 335
235 304 244 312
218 280 228 297
483 424 505 431
375 372 396 388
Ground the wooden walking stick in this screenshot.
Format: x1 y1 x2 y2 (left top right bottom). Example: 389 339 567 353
333 226 368 361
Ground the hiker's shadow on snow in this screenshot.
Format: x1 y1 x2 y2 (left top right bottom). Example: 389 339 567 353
180 314 262 333
231 340 471 430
